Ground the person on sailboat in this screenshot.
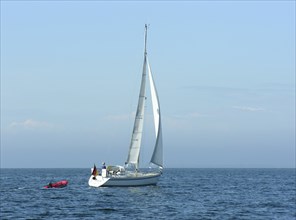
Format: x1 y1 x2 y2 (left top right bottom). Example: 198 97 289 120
102 162 107 177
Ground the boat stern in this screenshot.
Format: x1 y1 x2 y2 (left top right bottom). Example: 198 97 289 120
88 175 110 187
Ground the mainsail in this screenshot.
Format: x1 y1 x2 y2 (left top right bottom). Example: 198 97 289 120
126 26 148 168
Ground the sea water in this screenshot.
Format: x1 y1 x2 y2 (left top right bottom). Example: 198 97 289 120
0 168 295 219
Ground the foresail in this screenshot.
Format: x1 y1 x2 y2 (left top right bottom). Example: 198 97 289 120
151 119 163 167
147 58 159 136
148 59 163 168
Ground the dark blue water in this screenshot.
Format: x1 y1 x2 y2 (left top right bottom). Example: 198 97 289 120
0 168 295 219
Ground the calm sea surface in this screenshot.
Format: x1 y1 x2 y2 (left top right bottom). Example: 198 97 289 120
0 168 295 219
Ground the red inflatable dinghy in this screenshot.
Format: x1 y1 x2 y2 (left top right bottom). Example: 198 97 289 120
44 180 68 188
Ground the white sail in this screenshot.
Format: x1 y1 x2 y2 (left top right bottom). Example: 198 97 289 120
147 59 159 136
126 27 148 168
126 56 146 168
148 59 163 168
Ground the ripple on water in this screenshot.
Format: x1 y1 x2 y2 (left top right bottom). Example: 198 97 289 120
0 168 295 219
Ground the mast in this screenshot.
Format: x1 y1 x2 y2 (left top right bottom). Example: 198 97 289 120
126 25 148 169
144 24 148 56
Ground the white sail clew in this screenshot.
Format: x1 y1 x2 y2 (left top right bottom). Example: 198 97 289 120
147 58 163 168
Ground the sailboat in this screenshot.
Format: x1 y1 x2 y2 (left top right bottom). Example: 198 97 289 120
88 25 163 187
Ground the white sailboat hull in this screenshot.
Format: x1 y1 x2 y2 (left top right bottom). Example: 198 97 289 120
88 172 161 187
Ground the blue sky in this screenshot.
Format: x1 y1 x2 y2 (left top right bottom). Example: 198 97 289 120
1 1 295 168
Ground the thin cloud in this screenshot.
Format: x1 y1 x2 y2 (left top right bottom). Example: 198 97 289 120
9 119 53 129
233 106 265 112
182 83 295 95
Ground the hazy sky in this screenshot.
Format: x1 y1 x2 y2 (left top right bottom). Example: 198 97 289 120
1 1 295 168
